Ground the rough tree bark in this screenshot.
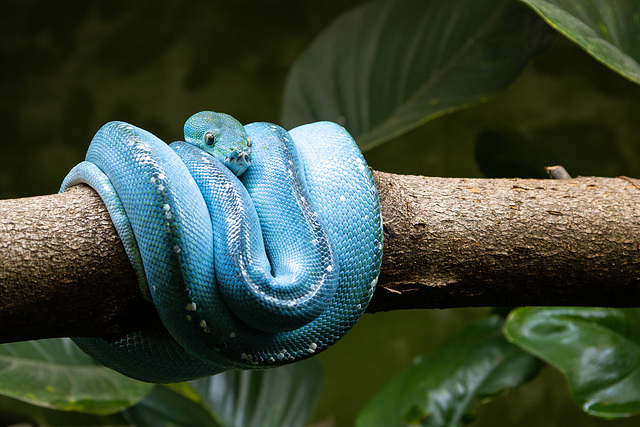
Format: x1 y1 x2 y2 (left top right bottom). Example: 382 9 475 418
0 171 639 343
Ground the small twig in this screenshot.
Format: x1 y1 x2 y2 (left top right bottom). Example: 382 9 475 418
545 165 572 180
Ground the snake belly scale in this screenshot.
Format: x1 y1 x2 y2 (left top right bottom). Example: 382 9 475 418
60 112 383 383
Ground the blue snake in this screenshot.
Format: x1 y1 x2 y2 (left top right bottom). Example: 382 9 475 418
60 112 383 383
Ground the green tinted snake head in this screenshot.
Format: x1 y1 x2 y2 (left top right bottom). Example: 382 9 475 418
184 111 251 176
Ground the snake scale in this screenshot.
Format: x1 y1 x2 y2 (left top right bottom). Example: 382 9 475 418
60 111 383 383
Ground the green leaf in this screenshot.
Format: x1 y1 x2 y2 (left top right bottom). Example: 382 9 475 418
123 385 223 427
0 394 128 426
520 0 640 85
281 0 554 151
504 307 640 418
0 338 153 415
191 359 323 427
356 317 541 427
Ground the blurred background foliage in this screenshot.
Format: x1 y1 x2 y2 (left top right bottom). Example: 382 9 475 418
1 0 640 426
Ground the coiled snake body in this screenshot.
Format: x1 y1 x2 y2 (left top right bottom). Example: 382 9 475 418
60 112 383 383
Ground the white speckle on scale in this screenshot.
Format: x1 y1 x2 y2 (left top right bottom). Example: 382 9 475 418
186 314 192 321
163 204 170 211
186 302 197 311
356 304 362 310
327 265 333 272
277 352 285 360
150 177 156 184
308 342 317 353
157 173 165 180
173 245 181 254
200 320 207 329
158 184 165 192
340 195 346 201
311 239 318 245
358 163 365 171
230 332 236 338
165 211 172 219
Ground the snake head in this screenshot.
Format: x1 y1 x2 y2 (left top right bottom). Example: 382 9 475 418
184 111 251 176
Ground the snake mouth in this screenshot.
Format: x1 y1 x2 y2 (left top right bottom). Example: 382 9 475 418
224 151 250 176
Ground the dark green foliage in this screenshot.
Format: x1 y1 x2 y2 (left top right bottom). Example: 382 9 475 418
1 0 640 425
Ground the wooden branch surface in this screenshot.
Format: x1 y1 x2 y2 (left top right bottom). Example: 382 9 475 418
1 171 639 343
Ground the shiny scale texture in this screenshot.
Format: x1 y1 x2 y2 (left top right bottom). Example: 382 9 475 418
60 112 383 383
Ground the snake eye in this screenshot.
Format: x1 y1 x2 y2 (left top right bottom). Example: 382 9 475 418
204 132 215 145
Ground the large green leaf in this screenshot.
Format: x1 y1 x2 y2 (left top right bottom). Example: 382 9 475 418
0 338 152 414
281 0 554 151
191 359 323 427
0 394 128 426
520 0 640 84
124 385 223 427
356 317 541 427
504 307 640 418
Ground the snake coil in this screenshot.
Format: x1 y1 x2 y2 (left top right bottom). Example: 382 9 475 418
60 112 383 383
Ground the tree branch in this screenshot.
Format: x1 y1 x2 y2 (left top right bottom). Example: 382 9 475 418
1 171 639 343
